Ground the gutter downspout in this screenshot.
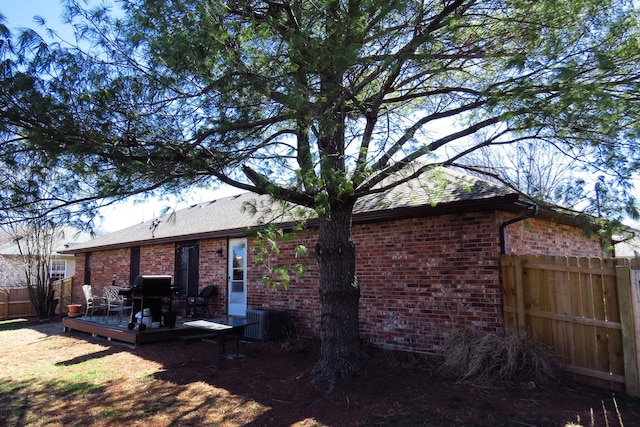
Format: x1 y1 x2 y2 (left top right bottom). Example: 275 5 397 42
499 203 539 254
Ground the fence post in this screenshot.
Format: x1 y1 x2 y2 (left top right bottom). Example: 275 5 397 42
0 288 8 320
629 264 640 396
62 278 73 308
616 264 640 396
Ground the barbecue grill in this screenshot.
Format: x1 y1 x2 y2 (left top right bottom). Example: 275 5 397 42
121 275 174 330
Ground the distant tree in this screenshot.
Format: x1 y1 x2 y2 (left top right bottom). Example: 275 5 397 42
0 254 25 288
1 0 640 383
461 140 580 201
5 218 63 319
0 144 76 315
462 139 639 222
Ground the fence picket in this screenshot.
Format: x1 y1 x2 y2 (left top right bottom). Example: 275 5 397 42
569 256 585 370
631 266 640 396
501 255 517 330
502 255 639 396
0 277 73 320
0 289 8 319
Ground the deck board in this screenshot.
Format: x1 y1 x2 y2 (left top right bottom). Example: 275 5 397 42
62 316 197 346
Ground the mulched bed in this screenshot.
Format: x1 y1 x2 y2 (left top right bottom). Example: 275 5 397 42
2 318 640 426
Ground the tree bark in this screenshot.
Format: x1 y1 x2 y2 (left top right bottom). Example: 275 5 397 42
312 199 361 385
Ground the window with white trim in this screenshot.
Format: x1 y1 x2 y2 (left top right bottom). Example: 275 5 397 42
50 260 67 281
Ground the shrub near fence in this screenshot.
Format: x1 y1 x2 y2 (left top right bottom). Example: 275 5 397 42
502 255 640 396
0 277 73 320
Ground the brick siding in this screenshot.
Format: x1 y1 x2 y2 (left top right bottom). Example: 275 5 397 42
140 243 175 276
69 209 604 355
500 212 604 257
197 238 229 315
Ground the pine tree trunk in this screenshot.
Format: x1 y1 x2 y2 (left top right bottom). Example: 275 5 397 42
312 200 361 384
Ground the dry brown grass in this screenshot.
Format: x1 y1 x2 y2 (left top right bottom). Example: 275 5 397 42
4 319 639 426
439 327 560 387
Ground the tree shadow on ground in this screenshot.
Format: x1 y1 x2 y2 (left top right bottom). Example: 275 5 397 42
3 320 640 426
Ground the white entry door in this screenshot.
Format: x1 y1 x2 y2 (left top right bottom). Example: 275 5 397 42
228 238 247 317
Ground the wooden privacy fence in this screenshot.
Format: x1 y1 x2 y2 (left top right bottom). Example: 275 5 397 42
0 277 73 320
502 255 640 396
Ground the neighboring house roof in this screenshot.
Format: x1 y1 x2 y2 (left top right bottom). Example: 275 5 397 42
611 232 640 257
0 227 92 257
61 168 531 254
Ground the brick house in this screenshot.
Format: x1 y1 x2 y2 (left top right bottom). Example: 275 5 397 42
60 169 606 354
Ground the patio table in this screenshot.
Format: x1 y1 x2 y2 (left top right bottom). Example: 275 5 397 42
184 316 256 367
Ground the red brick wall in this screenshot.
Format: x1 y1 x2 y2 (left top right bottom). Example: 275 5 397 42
71 245 176 305
198 238 229 315
500 213 604 257
354 213 504 354
72 252 86 304
247 231 321 338
70 209 604 355
140 243 174 276
70 249 131 304
246 211 604 354
73 240 231 315
245 212 505 353
88 248 129 286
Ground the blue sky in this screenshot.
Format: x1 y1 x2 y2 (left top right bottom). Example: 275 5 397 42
1 1 67 33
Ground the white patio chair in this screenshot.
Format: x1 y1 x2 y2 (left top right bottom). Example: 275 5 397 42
82 284 106 318
104 285 133 324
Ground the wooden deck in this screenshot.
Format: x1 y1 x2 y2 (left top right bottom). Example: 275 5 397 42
61 316 203 346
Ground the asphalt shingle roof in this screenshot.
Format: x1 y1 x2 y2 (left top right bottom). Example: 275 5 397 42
0 227 93 256
62 169 518 253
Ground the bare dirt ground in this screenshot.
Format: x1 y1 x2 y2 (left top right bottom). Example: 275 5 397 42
1 318 640 426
